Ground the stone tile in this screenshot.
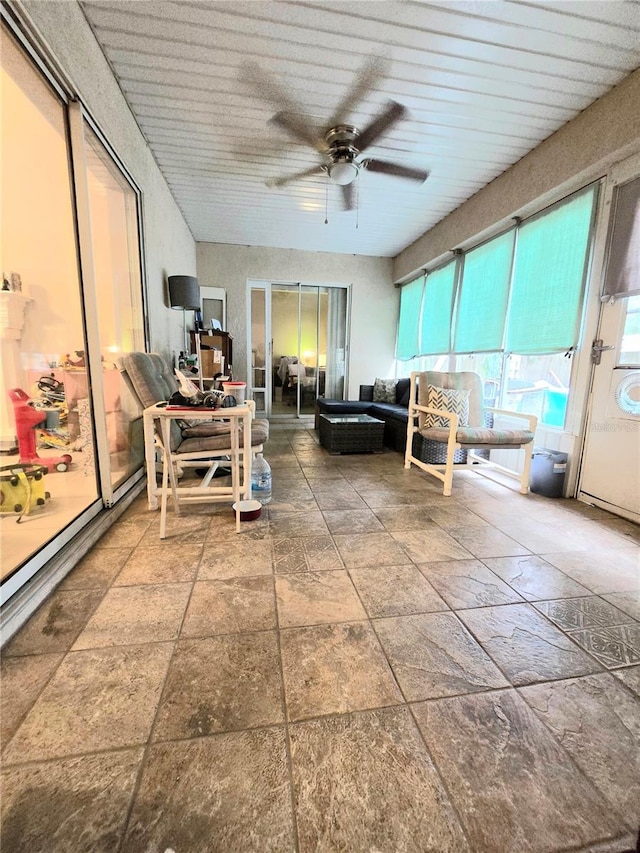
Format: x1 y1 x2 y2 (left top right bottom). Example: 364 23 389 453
542 548 640 594
1 653 63 749
290 707 469 853
211 513 272 540
2 643 173 763
273 535 342 573
1 749 143 853
361 490 424 507
483 554 593 600
371 505 436 530
413 689 623 852
567 624 640 669
521 673 640 828
152 632 283 740
390 527 474 562
182 577 276 637
58 547 132 589
276 570 367 628
96 516 153 548
458 604 602 685
602 591 640 622
280 622 402 721
313 492 368 511
197 537 273 579
333 532 411 569
533 596 635 632
374 612 507 700
139 512 212 545
122 729 295 853
614 665 640 696
114 543 202 585
72 583 191 649
418 559 524 609
349 564 449 618
2 589 104 657
447 523 530 558
322 508 384 534
268 509 329 538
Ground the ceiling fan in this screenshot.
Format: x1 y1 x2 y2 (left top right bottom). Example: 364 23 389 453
240 57 429 210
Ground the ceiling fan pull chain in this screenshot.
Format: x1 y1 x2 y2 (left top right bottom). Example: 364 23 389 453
324 177 329 225
355 172 360 230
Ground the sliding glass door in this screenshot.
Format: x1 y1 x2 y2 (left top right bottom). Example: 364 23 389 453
249 281 349 418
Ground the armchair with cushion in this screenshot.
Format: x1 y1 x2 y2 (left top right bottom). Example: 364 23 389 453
119 352 269 521
404 371 536 496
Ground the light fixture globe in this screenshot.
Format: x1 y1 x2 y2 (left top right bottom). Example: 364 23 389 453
328 160 359 186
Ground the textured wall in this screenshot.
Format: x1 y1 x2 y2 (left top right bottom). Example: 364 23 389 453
394 68 640 282
20 0 196 366
196 243 394 397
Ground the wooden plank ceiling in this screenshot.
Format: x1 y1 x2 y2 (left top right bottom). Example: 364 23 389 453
80 0 640 257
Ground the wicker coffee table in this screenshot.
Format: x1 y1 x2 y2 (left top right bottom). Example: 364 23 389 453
319 414 385 454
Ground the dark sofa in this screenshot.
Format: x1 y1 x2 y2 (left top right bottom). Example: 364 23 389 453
315 379 468 462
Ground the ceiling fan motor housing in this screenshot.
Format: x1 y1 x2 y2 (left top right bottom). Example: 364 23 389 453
325 125 360 184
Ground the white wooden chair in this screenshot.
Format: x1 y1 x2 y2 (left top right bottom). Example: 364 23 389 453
404 371 537 496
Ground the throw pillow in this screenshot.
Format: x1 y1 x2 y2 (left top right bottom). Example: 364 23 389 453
373 378 397 403
423 385 470 429
396 378 411 407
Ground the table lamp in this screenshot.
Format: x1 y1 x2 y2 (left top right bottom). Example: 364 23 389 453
168 275 201 354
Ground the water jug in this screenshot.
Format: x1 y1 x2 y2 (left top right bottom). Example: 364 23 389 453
251 453 272 505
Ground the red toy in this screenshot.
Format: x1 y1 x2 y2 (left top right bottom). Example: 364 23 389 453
8 388 72 473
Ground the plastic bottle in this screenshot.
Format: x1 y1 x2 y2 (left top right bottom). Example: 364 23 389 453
251 453 272 505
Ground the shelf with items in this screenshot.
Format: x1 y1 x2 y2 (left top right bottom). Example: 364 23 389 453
190 330 233 380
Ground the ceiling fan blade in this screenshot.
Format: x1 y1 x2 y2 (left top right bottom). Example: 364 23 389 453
266 165 326 188
356 101 407 152
328 54 389 127
269 111 325 152
240 61 324 151
340 183 355 211
363 159 429 183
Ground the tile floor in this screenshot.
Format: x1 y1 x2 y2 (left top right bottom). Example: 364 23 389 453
1 425 640 852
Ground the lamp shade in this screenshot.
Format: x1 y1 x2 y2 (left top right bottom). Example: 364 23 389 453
168 275 200 310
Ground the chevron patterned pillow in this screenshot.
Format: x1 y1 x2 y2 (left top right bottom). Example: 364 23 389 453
424 385 470 429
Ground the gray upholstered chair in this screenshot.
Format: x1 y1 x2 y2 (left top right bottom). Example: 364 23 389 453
120 352 268 505
404 371 536 496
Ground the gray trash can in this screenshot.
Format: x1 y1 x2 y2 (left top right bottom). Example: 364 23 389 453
530 449 568 498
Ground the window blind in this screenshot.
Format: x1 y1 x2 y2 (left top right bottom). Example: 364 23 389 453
396 274 424 360
419 261 457 354
454 230 515 353
602 175 640 301
506 186 596 353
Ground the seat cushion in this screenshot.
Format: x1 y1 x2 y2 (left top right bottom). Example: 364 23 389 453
370 403 409 423
419 426 534 446
181 420 233 438
177 418 269 454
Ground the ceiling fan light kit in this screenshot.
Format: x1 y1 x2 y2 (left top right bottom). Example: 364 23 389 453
329 160 359 186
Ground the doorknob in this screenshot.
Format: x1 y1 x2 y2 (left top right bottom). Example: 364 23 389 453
590 339 615 365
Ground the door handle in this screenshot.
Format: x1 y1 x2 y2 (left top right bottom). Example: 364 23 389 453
590 339 615 365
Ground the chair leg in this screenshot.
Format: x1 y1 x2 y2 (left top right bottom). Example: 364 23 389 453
520 442 534 494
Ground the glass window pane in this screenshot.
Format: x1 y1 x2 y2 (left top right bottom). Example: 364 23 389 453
1 26 99 578
420 262 456 354
505 353 573 427
454 230 514 352
396 276 423 360
454 353 504 408
620 294 640 366
83 125 145 489
506 187 596 353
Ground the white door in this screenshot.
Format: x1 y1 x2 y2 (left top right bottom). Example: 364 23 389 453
579 158 640 522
